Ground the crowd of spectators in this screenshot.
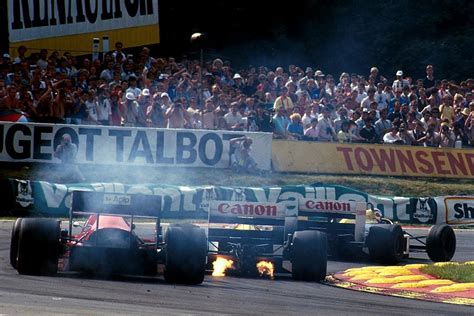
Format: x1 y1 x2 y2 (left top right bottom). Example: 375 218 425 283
1 43 474 148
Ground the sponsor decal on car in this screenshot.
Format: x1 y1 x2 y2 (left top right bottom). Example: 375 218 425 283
210 201 285 219
103 193 131 206
299 199 357 214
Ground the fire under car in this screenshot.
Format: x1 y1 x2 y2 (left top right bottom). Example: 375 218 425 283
10 191 208 285
206 198 456 281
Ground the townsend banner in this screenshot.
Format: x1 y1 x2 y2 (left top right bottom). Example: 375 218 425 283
0 123 272 170
1 179 457 225
273 140 474 179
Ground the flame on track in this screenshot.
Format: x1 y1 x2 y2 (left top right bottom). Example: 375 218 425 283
257 261 274 279
212 257 234 277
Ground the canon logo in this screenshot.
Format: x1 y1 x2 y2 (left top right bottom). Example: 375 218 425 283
217 203 277 217
304 200 352 212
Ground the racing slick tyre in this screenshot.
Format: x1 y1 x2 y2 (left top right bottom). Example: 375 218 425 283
164 224 207 285
367 224 404 264
426 224 456 262
10 218 23 269
291 230 327 282
17 218 61 276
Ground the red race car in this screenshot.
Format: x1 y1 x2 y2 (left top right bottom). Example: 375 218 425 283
10 191 207 284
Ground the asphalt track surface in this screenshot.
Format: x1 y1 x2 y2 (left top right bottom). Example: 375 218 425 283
0 222 473 315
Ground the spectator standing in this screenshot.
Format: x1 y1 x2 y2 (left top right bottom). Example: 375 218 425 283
273 86 294 112
419 123 441 147
126 76 141 99
334 107 349 133
109 91 123 126
337 121 354 143
316 107 336 141
301 105 315 127
146 93 165 128
374 83 389 111
54 134 85 182
359 119 378 143
97 87 112 125
304 117 319 141
398 125 417 145
37 49 49 70
201 99 217 129
287 113 304 140
383 127 404 144
392 70 409 91
51 88 67 123
164 100 188 128
136 88 151 127
374 108 393 141
121 92 139 127
3 84 20 109
361 87 376 109
388 101 404 122
439 94 455 125
255 103 272 132
423 65 435 89
439 122 455 147
100 61 114 82
355 82 367 103
272 107 290 139
112 41 126 63
84 89 99 125
224 102 244 131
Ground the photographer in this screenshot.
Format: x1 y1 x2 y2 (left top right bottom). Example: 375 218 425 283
54 134 85 182
316 106 337 141
398 124 417 145
164 100 188 128
121 92 139 127
229 136 258 173
439 122 456 148
146 94 165 128
417 122 441 147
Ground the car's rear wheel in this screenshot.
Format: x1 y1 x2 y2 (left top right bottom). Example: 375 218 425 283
426 224 456 262
17 218 60 275
164 224 207 285
367 224 404 264
291 230 327 282
10 218 23 269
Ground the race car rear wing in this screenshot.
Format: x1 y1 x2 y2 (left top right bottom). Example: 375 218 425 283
71 191 162 217
208 201 286 242
298 199 367 242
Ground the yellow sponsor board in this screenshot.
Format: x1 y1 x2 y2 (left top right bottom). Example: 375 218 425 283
7 0 159 55
9 25 160 55
272 140 474 179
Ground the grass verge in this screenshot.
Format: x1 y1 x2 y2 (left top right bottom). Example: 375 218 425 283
2 162 474 197
420 263 474 283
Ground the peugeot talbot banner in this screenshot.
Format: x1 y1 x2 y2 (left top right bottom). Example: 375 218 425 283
0 123 272 170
